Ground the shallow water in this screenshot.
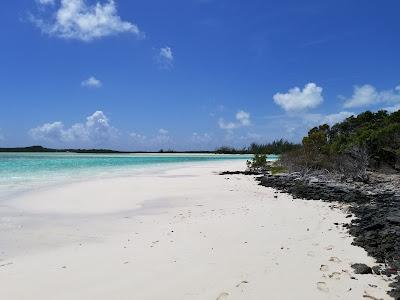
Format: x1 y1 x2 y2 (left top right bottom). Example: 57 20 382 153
0 153 278 199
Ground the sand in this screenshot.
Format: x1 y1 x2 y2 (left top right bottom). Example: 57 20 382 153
0 160 391 299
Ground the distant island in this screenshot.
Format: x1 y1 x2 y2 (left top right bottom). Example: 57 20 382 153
0 140 300 155
0 146 214 154
0 146 127 154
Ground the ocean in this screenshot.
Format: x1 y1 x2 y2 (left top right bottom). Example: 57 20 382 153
0 153 278 199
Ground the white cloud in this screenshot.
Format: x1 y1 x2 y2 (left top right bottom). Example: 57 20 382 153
303 111 354 127
81 76 102 88
343 85 378 108
158 128 168 135
218 110 251 130
218 119 237 130
322 111 354 125
343 84 400 108
157 47 174 69
31 0 142 42
30 111 117 145
37 0 55 5
273 83 323 112
30 121 67 141
236 110 251 126
384 104 400 113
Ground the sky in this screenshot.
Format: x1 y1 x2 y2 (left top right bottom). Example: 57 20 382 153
0 0 400 151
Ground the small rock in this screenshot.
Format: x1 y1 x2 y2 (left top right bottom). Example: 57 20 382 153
351 263 372 274
372 265 382 275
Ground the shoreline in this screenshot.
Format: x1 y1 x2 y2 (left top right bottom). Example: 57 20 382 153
0 160 391 299
0 157 250 203
256 171 400 299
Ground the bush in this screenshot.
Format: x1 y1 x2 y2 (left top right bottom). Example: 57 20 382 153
246 153 268 170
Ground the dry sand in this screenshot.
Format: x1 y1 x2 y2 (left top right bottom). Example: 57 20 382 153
0 160 391 299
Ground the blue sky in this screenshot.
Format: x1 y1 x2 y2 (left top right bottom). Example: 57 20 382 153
1 0 400 150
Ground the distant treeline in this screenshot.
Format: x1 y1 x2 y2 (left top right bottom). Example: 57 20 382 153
0 146 214 154
0 141 301 155
215 139 301 154
0 146 125 154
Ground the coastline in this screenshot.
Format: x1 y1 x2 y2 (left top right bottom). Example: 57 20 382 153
0 154 252 202
0 160 391 299
257 171 400 299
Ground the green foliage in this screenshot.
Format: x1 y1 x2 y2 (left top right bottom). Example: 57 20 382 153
215 146 248 154
246 153 268 169
283 109 400 173
270 165 287 175
248 139 301 154
215 140 300 154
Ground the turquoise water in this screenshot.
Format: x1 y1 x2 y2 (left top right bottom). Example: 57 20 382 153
0 153 262 199
0 153 279 199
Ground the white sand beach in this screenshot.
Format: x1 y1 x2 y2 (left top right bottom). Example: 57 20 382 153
0 160 391 299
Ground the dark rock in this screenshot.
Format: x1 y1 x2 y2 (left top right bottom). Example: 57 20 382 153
351 263 373 274
372 265 382 275
220 170 263 176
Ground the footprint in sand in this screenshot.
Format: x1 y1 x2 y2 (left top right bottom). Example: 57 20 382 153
329 272 341 280
363 291 382 300
329 256 342 263
320 265 329 272
317 282 329 292
216 292 229 299
235 280 249 288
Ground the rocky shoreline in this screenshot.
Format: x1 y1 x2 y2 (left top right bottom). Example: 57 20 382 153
222 170 400 299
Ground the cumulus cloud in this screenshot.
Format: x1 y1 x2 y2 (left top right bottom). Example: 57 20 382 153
218 110 251 130
303 111 354 127
30 111 117 145
273 83 323 112
157 47 174 69
322 111 354 125
236 110 251 126
343 84 400 108
30 0 142 42
81 76 102 88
